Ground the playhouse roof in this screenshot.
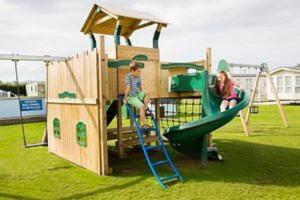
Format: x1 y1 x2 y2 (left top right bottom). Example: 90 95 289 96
80 3 168 37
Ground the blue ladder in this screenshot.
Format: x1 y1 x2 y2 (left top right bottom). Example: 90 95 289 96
124 102 183 189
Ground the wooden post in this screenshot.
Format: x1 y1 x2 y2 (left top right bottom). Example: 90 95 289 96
116 100 125 158
204 48 214 146
239 110 249 136
245 71 261 124
200 134 208 166
42 61 50 144
154 99 161 145
97 35 109 175
154 99 161 128
265 70 289 127
205 48 212 72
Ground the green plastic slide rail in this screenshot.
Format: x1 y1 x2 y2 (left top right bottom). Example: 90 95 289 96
161 62 204 70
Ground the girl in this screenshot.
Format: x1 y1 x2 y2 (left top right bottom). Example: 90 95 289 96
215 70 239 112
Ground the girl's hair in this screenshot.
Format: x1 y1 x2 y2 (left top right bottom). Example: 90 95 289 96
215 70 231 97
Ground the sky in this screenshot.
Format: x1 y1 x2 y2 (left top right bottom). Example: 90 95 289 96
0 0 299 82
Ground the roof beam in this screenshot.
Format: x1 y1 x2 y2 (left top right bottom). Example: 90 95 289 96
80 5 98 33
93 15 113 27
153 24 163 48
134 21 155 31
123 19 142 37
96 6 118 20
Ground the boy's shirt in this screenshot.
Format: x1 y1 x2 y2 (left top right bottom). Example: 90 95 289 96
125 73 142 96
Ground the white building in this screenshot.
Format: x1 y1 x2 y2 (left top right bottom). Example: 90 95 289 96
0 89 15 98
267 66 300 101
26 82 45 97
231 65 300 103
232 74 268 102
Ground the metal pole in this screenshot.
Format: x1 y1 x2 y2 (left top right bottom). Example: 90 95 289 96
0 54 66 62
13 59 27 147
41 61 50 144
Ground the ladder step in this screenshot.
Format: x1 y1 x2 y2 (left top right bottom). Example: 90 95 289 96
135 113 152 118
124 103 183 188
152 160 169 166
145 144 162 151
160 175 178 182
141 128 156 133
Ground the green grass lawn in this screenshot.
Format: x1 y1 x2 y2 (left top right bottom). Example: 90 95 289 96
0 105 300 199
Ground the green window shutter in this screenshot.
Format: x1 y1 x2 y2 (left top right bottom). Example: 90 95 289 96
76 122 87 147
53 118 61 139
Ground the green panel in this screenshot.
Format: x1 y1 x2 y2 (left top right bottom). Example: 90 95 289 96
125 37 132 46
170 73 204 92
161 63 204 71
153 30 160 48
114 22 122 45
132 54 148 61
217 59 229 72
89 34 96 50
107 59 144 68
53 118 61 139
76 122 87 147
58 91 76 99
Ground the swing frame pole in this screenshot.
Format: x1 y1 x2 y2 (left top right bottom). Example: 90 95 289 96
0 54 66 148
13 59 27 147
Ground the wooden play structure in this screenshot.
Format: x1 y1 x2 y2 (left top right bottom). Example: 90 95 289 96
218 59 289 136
1 4 257 189
46 4 212 176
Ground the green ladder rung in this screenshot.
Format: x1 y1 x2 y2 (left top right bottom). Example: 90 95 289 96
160 175 178 182
152 160 169 166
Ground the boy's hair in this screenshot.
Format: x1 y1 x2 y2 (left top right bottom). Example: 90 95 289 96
130 61 140 72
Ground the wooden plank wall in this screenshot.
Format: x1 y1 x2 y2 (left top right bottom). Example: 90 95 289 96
47 50 103 175
114 45 160 98
105 45 208 99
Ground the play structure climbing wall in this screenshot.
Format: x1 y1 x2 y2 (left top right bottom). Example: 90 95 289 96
115 46 160 97
47 48 109 175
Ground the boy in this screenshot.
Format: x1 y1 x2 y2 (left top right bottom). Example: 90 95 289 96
124 61 151 129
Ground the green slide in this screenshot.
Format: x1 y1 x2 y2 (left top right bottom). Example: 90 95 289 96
163 71 250 159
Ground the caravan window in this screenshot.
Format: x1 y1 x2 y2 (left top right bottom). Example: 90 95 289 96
295 76 300 93
285 76 292 93
276 76 283 93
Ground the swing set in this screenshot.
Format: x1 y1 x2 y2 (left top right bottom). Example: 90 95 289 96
218 59 289 136
0 54 66 148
